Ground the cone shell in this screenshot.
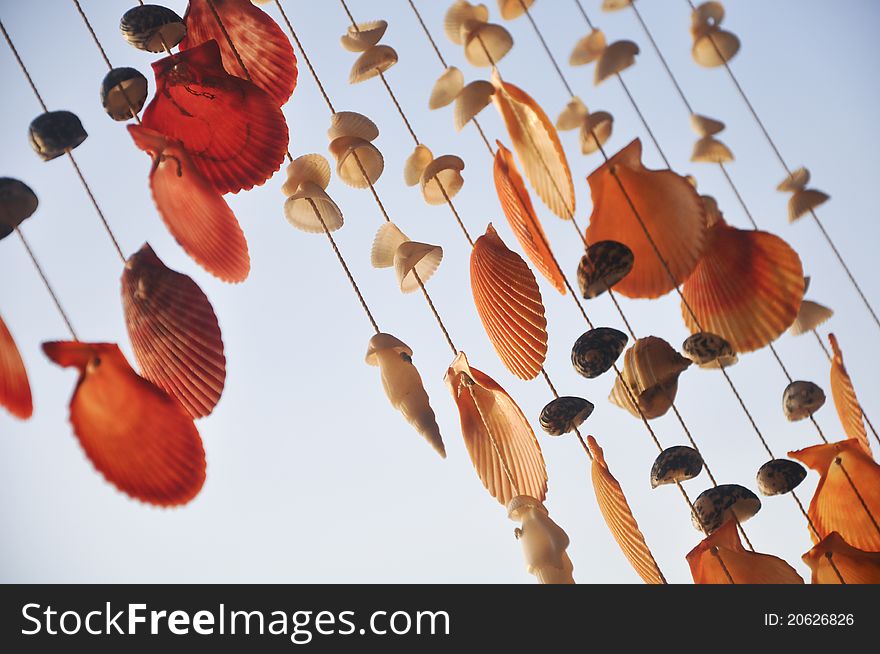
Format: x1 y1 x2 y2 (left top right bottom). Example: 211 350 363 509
122 244 226 419
586 139 706 298
100 67 148 121
569 29 606 66
120 4 186 53
420 155 465 205
340 20 388 52
595 40 639 85
429 66 465 110
464 23 513 67
829 334 870 455
682 332 737 368
539 397 594 436
789 300 833 336
329 136 384 188
756 459 807 496
444 352 547 506
349 44 398 84
281 153 331 196
692 28 740 68
681 218 804 352
803 532 880 584
556 97 589 131
454 80 494 131
577 240 634 299
788 189 829 222
395 241 443 293
778 167 810 192
651 446 703 488
0 177 38 240
691 136 733 163
571 327 627 379
470 224 548 380
444 1 489 45
497 0 534 20
493 141 565 294
29 111 88 161
284 182 344 234
327 111 380 142
580 110 614 155
691 484 761 534
783 380 826 421
371 222 408 269
690 114 725 137
404 145 434 186
0 314 32 419
43 341 206 506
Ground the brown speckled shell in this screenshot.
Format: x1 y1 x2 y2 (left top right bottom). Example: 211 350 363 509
783 380 826 421
651 446 703 488
682 331 737 368
576 240 634 299
29 111 87 161
101 67 148 121
692 484 761 534
120 4 186 53
756 459 807 496
539 396 594 436
571 327 628 379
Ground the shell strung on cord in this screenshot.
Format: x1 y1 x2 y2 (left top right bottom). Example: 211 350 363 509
595 40 639 86
802 532 880 584
539 397 594 436
282 155 344 234
571 327 628 379
586 139 706 298
29 111 88 161
789 439 880 551
328 111 380 142
690 1 740 67
120 4 186 53
464 22 514 67
681 332 737 369
687 519 804 584
692 136 733 163
365 333 445 458
349 45 399 84
326 113 383 189
100 68 148 121
497 0 535 21
569 29 606 66
128 125 250 283
691 484 761 534
588 436 665 584
789 299 833 336
756 459 807 496
371 222 443 293
420 155 465 205
281 153 331 197
610 336 692 420
444 352 547 506
470 224 548 380
650 446 704 488
429 66 465 110
782 380 826 421
508 495 575 584
580 110 614 155
556 97 589 131
404 145 434 187
121 243 226 419
444 1 489 45
454 80 494 131
829 334 870 455
690 114 725 137
0 313 33 420
340 20 388 52
576 240 634 299
493 141 566 294
776 167 829 222
0 177 38 241
601 0 632 11
42 341 206 506
181 0 298 106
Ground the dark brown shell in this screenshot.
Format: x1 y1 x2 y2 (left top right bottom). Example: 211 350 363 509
101 67 148 121
0 178 38 240
692 484 761 534
29 111 87 161
756 459 807 496
650 445 703 488
577 240 634 299
539 396 594 436
120 4 186 53
571 327 628 378
682 331 737 368
783 380 825 421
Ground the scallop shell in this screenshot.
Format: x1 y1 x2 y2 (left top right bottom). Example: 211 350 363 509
777 167 810 192
281 153 332 196
692 0 726 25
327 111 380 142
101 67 148 121
329 136 385 188
122 243 226 419
464 22 514 67
371 222 408 269
681 218 804 352
681 332 737 368
690 114 725 137
120 4 186 53
595 40 639 86
569 29 607 66
756 459 807 496
829 334 870 454
539 397 594 436
571 327 627 379
556 97 589 131
691 484 761 534
497 0 535 20
470 224 548 380
404 145 434 187
283 182 344 234
29 111 88 161
650 446 703 488
429 66 465 110
0 313 32 420
340 20 388 52
691 136 733 163
444 1 489 46
454 80 494 131
349 44 398 84
692 29 740 67
0 177 38 240
586 139 706 299
803 532 880 585
788 189 829 222
783 380 826 421
576 240 634 299
420 155 465 205
789 300 833 336
395 241 443 293
580 110 614 154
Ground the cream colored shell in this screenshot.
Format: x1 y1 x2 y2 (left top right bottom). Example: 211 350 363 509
420 155 465 205
429 66 465 110
340 20 388 52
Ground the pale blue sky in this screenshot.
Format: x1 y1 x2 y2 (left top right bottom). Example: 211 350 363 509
2 0 879 583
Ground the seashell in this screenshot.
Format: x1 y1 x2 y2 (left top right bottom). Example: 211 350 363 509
579 110 613 154
0 177 38 240
650 446 704 488
371 222 408 268
692 0 726 25
556 97 589 131
394 241 443 293
100 67 148 121
29 111 88 161
142 40 288 194
349 44 398 84
692 28 740 68
404 144 434 186
429 66 465 110
0 313 33 420
803 532 880 585
445 351 547 506
497 0 535 21
783 380 825 421
122 243 226 419
420 155 465 205
756 459 807 496
691 136 733 163
281 153 331 197
571 327 627 379
464 22 513 67
454 80 494 131
829 334 870 454
687 519 803 584
610 375 678 420
128 125 250 283
789 300 833 336
539 396 594 436
569 29 606 66
691 484 761 534
588 436 665 584
595 40 639 86
284 182 344 234
681 332 737 368
340 20 388 52
444 1 489 45
576 240 634 299
492 72 575 220
42 341 206 506
682 218 804 352
470 224 548 380
120 4 186 53
611 337 692 420
777 167 810 192
508 495 576 584
493 141 565 294
365 333 445 457
788 189 829 223
329 136 385 188
601 0 632 11
690 114 725 137
327 111 379 143
790 439 880 551
586 139 706 298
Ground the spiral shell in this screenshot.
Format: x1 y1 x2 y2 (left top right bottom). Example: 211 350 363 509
340 20 388 52
692 484 761 534
120 4 186 52
571 327 628 379
429 66 464 110
29 111 88 161
682 332 737 368
0 177 38 240
650 446 704 488
100 67 148 121
576 240 634 299
756 459 807 496
783 380 826 421
539 396 594 436
610 337 692 419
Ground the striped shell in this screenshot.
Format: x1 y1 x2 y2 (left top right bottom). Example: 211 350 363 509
539 396 594 436
829 334 870 454
420 155 465 205
349 44 398 84
789 300 833 336
576 240 634 299
371 223 442 293
0 313 32 419
404 145 434 186
100 67 148 121
444 1 489 45
340 20 388 52
29 111 87 161
595 40 639 85
281 153 332 197
464 23 513 67
454 80 494 131
429 66 464 110
329 137 384 188
691 484 761 534
284 183 344 234
0 177 38 240
783 380 826 421
569 29 606 66
682 332 737 368
803 533 880 585
756 459 807 496
571 327 627 379
327 111 379 142
120 4 186 53
650 446 704 488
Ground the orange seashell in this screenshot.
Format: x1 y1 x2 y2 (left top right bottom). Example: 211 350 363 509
492 72 576 220
470 224 548 380
122 244 226 419
42 341 206 506
681 218 804 353
789 439 880 551
828 334 870 455
493 141 565 294
586 139 706 298
142 40 288 194
803 532 880 584
128 125 250 283
686 519 804 584
444 352 547 506
0 313 32 419
181 0 298 106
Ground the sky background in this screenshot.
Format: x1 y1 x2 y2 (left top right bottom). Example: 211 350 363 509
2 0 879 584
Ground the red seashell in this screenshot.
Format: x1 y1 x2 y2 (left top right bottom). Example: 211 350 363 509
0 313 32 419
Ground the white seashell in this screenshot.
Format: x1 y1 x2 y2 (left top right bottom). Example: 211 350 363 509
371 222 409 269
497 0 535 21
690 114 725 137
395 241 443 293
464 22 513 67
789 300 833 336
420 155 465 205
429 66 465 110
340 20 388 52
444 1 489 45
349 44 398 84
507 495 575 584
691 136 734 163
281 154 331 196
283 182 344 234
595 40 639 86
777 167 810 192
454 80 495 131
580 110 614 154
788 189 829 222
404 145 434 187
569 29 607 66
328 136 384 188
556 97 589 131
327 111 379 142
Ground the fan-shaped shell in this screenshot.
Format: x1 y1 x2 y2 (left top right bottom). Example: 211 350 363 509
329 136 385 188
556 97 589 131
394 241 443 293
497 0 535 20
471 224 548 380
404 145 434 187
349 44 399 84
122 244 226 419
681 218 804 352
101 67 148 121
788 189 829 222
571 327 627 379
682 332 737 368
327 111 380 142
454 80 494 131
420 155 465 205
586 139 706 298
371 222 408 269
576 240 634 299
783 380 826 421
690 114 725 137
464 23 513 67
789 300 833 336
651 446 703 488
691 484 761 534
829 334 870 454
756 459 807 496
120 4 186 53
569 29 606 66
283 182 344 234
281 153 331 196
778 167 810 192
29 111 88 161
803 532 880 584
429 66 465 110
0 177 38 240
340 20 388 52
444 1 489 45
539 397 594 436
444 352 547 506
595 40 639 86
691 136 733 163
0 314 32 419
580 110 614 154
692 29 740 67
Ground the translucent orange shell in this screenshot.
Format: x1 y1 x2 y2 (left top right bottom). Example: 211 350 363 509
0 313 32 419
829 334 870 455
803 532 880 584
